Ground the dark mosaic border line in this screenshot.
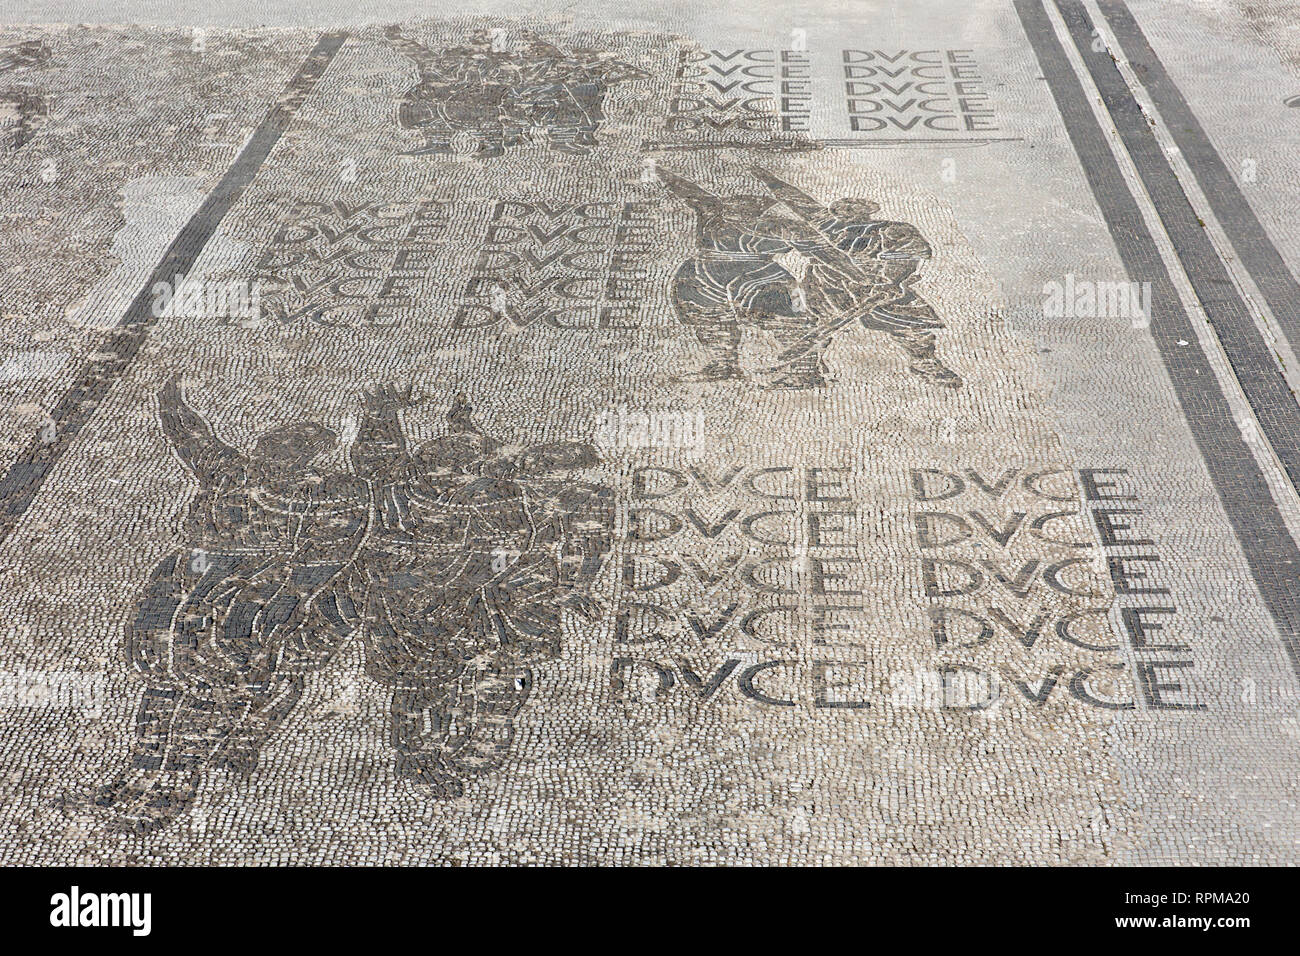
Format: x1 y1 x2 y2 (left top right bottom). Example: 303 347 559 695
1055 0 1300 493
1014 0 1300 676
1099 0 1300 364
0 31 349 544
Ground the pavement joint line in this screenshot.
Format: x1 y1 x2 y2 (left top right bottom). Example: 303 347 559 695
1015 0 1300 677
1083 0 1300 406
1060 0 1300 538
1055 0 1300 497
1098 0 1300 368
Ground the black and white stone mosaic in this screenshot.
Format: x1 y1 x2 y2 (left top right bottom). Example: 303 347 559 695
1 3 1299 865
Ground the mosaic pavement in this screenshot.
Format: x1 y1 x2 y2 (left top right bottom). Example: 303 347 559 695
1 0 1299 865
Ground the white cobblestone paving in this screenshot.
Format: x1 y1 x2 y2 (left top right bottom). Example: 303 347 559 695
0 0 1297 865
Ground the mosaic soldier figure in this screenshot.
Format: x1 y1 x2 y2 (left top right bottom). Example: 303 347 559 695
386 27 643 158
504 35 646 156
750 166 963 388
0 39 50 72
70 382 612 831
386 27 515 159
353 387 614 797
659 164 962 388
79 377 367 834
657 165 832 387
